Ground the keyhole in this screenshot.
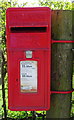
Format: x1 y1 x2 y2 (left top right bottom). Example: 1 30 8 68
16 79 18 82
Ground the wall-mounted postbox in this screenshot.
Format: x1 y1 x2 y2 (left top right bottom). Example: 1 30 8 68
6 7 51 111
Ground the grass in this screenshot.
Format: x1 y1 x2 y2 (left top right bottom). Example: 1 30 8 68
71 74 74 117
0 84 3 119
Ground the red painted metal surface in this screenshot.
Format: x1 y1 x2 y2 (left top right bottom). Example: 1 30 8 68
51 90 74 94
52 40 74 44
6 7 51 111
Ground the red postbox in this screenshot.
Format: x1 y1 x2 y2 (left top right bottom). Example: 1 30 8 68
6 7 51 111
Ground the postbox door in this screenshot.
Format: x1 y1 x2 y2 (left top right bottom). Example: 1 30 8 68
8 49 50 111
